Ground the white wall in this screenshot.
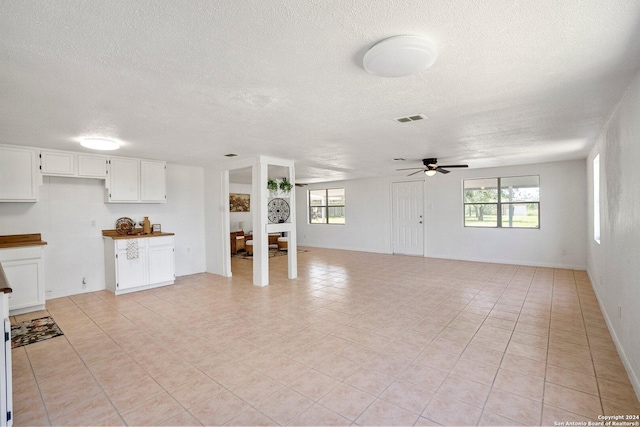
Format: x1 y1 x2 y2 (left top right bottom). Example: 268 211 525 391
297 160 586 269
295 177 392 253
587 72 640 398
425 160 586 268
0 163 206 299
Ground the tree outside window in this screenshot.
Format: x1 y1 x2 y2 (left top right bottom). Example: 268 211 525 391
309 188 345 224
464 176 539 228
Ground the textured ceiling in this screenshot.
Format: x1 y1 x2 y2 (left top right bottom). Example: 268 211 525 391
2 0 640 183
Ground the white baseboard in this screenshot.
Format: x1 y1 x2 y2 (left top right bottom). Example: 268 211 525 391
587 270 640 402
424 252 586 270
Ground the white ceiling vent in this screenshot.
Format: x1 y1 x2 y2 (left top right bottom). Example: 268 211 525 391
394 114 427 123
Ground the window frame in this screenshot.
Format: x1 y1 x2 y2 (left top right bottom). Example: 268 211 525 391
308 188 345 225
463 175 540 229
593 155 601 244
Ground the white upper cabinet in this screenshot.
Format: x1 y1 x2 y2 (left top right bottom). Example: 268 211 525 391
107 157 166 203
78 154 108 178
40 150 75 176
0 145 40 202
40 150 108 179
140 160 166 202
107 157 140 202
1 144 165 204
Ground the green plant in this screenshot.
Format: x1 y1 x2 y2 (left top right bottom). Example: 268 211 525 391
279 177 293 194
267 179 278 194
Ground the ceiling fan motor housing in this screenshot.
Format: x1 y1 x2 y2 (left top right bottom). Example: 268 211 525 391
423 158 438 168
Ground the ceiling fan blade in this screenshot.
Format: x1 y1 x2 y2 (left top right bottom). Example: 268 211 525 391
437 164 468 169
407 170 424 176
436 168 451 174
396 167 426 171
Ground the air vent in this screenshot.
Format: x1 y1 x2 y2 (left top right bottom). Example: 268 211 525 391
394 114 427 123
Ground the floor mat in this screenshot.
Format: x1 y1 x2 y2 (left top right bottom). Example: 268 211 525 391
232 248 308 260
11 316 64 348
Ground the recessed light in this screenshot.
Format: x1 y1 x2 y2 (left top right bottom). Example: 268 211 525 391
81 138 120 151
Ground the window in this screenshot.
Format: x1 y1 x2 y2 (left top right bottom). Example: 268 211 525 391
463 175 539 228
309 188 345 224
593 155 601 244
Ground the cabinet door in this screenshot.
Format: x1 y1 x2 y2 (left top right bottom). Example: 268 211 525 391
108 158 139 202
148 245 174 284
0 146 39 202
78 154 108 178
116 250 147 290
1 316 11 427
40 150 76 176
2 259 43 311
140 160 166 202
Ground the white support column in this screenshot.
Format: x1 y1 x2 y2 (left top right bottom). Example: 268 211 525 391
252 161 269 287
287 165 297 279
221 170 233 277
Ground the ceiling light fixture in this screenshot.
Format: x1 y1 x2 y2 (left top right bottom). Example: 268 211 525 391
425 169 437 177
81 138 119 151
363 35 437 78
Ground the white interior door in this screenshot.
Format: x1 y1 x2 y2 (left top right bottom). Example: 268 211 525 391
392 180 424 256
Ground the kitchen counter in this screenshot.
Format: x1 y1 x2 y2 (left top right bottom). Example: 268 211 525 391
102 230 175 239
0 233 47 249
103 231 175 295
0 234 46 315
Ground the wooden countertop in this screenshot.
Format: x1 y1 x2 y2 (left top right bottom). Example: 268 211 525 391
102 229 175 239
0 233 48 249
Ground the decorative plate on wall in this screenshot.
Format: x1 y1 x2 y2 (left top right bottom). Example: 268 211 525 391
268 198 290 223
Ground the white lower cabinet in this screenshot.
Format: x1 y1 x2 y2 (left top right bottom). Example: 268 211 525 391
116 241 148 291
0 246 45 315
1 291 13 426
104 235 174 295
147 238 175 284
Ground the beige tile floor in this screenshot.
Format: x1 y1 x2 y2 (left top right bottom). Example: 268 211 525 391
10 248 640 426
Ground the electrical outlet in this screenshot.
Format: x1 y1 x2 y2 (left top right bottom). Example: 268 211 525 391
562 249 567 255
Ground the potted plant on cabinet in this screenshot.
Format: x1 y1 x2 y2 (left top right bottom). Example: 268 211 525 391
279 177 293 195
267 178 278 197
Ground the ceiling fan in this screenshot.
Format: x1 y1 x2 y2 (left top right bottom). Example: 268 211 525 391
397 158 469 176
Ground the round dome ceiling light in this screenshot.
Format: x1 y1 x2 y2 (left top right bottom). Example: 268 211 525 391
81 138 120 151
363 35 437 78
